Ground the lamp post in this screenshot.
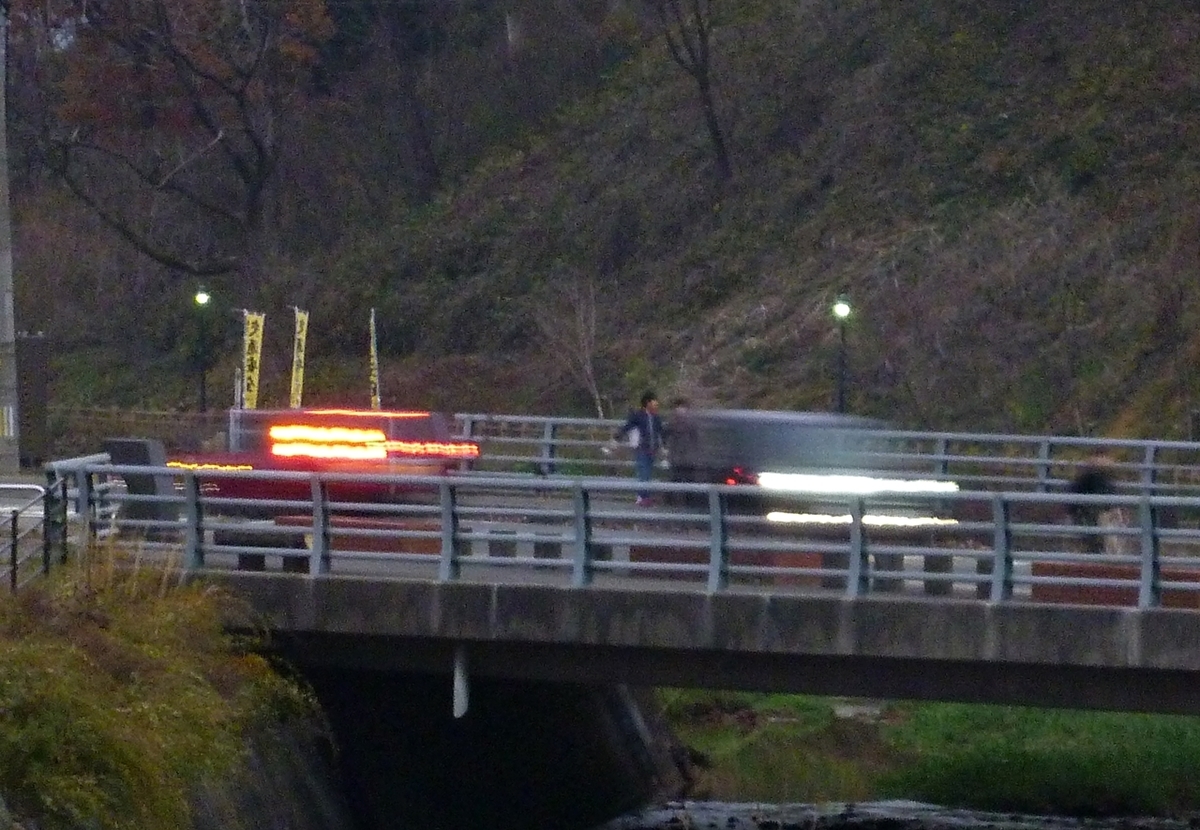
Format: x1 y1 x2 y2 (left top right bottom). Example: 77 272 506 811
832 294 852 413
194 288 211 412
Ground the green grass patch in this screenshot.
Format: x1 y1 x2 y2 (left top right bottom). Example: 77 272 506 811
661 692 1200 817
659 690 898 802
880 702 1200 816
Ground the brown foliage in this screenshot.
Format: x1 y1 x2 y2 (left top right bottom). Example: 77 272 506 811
20 0 333 278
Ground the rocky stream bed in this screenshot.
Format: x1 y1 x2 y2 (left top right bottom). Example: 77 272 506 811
601 802 1200 830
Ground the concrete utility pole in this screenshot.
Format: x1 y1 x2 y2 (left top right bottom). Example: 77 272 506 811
0 1 21 472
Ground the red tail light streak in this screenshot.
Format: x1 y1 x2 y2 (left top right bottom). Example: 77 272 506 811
267 424 479 461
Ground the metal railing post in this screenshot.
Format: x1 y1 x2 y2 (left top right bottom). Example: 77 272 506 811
39 479 68 570
539 422 557 475
990 495 1013 602
80 472 95 540
707 489 728 593
183 474 203 570
57 479 68 564
439 481 460 581
40 490 50 582
1142 446 1158 495
1138 496 1160 609
9 509 17 592
1036 441 1052 492
457 415 478 472
310 478 331 575
571 485 592 587
933 437 950 478
845 498 868 597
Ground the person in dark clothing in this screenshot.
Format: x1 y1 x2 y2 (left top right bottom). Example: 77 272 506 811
666 397 700 503
615 391 665 505
1067 455 1119 554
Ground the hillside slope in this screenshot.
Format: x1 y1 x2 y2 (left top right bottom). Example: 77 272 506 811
336 0 1200 436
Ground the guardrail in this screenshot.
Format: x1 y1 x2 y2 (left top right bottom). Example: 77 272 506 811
1 481 70 591
43 453 120 531
453 413 1200 496
35 458 1200 610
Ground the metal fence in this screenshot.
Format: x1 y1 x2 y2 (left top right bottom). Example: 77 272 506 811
31 455 1200 610
453 413 1200 497
0 481 70 591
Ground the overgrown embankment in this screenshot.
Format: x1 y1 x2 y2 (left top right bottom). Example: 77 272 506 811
0 547 351 830
327 0 1200 435
46 0 1200 438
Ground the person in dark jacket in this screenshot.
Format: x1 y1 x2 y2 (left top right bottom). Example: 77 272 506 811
615 390 665 505
1067 455 1122 554
666 395 699 473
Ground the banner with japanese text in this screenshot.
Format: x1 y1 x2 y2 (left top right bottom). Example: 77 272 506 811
290 308 309 409
242 311 265 410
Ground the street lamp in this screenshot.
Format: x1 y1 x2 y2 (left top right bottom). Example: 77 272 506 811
831 294 852 413
194 288 211 412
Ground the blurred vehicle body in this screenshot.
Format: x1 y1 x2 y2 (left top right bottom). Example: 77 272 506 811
669 409 957 524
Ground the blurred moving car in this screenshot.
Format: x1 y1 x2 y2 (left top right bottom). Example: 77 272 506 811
667 409 958 525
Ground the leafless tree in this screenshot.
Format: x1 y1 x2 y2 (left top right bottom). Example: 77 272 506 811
531 270 608 417
646 0 732 181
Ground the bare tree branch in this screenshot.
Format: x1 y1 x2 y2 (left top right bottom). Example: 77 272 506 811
647 0 732 180
33 0 328 278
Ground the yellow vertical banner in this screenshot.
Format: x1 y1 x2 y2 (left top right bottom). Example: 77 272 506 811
290 308 309 409
242 310 265 410
368 308 381 410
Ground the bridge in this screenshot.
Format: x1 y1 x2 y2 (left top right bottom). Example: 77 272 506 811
18 414 1200 829
23 412 1200 715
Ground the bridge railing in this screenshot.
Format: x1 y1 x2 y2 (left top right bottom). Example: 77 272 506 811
455 413 625 476
453 413 1200 497
33 458 1200 609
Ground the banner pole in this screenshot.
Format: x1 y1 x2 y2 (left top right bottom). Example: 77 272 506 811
369 308 381 410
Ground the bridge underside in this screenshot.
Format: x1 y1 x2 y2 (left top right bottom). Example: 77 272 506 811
216 572 1200 716
274 632 1200 716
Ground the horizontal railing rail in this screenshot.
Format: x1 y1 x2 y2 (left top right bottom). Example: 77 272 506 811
35 457 1200 610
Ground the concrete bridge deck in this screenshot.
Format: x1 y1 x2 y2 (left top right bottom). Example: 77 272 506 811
214 568 1200 715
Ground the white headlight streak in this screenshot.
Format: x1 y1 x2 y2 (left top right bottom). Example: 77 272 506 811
755 472 960 495
766 511 959 527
